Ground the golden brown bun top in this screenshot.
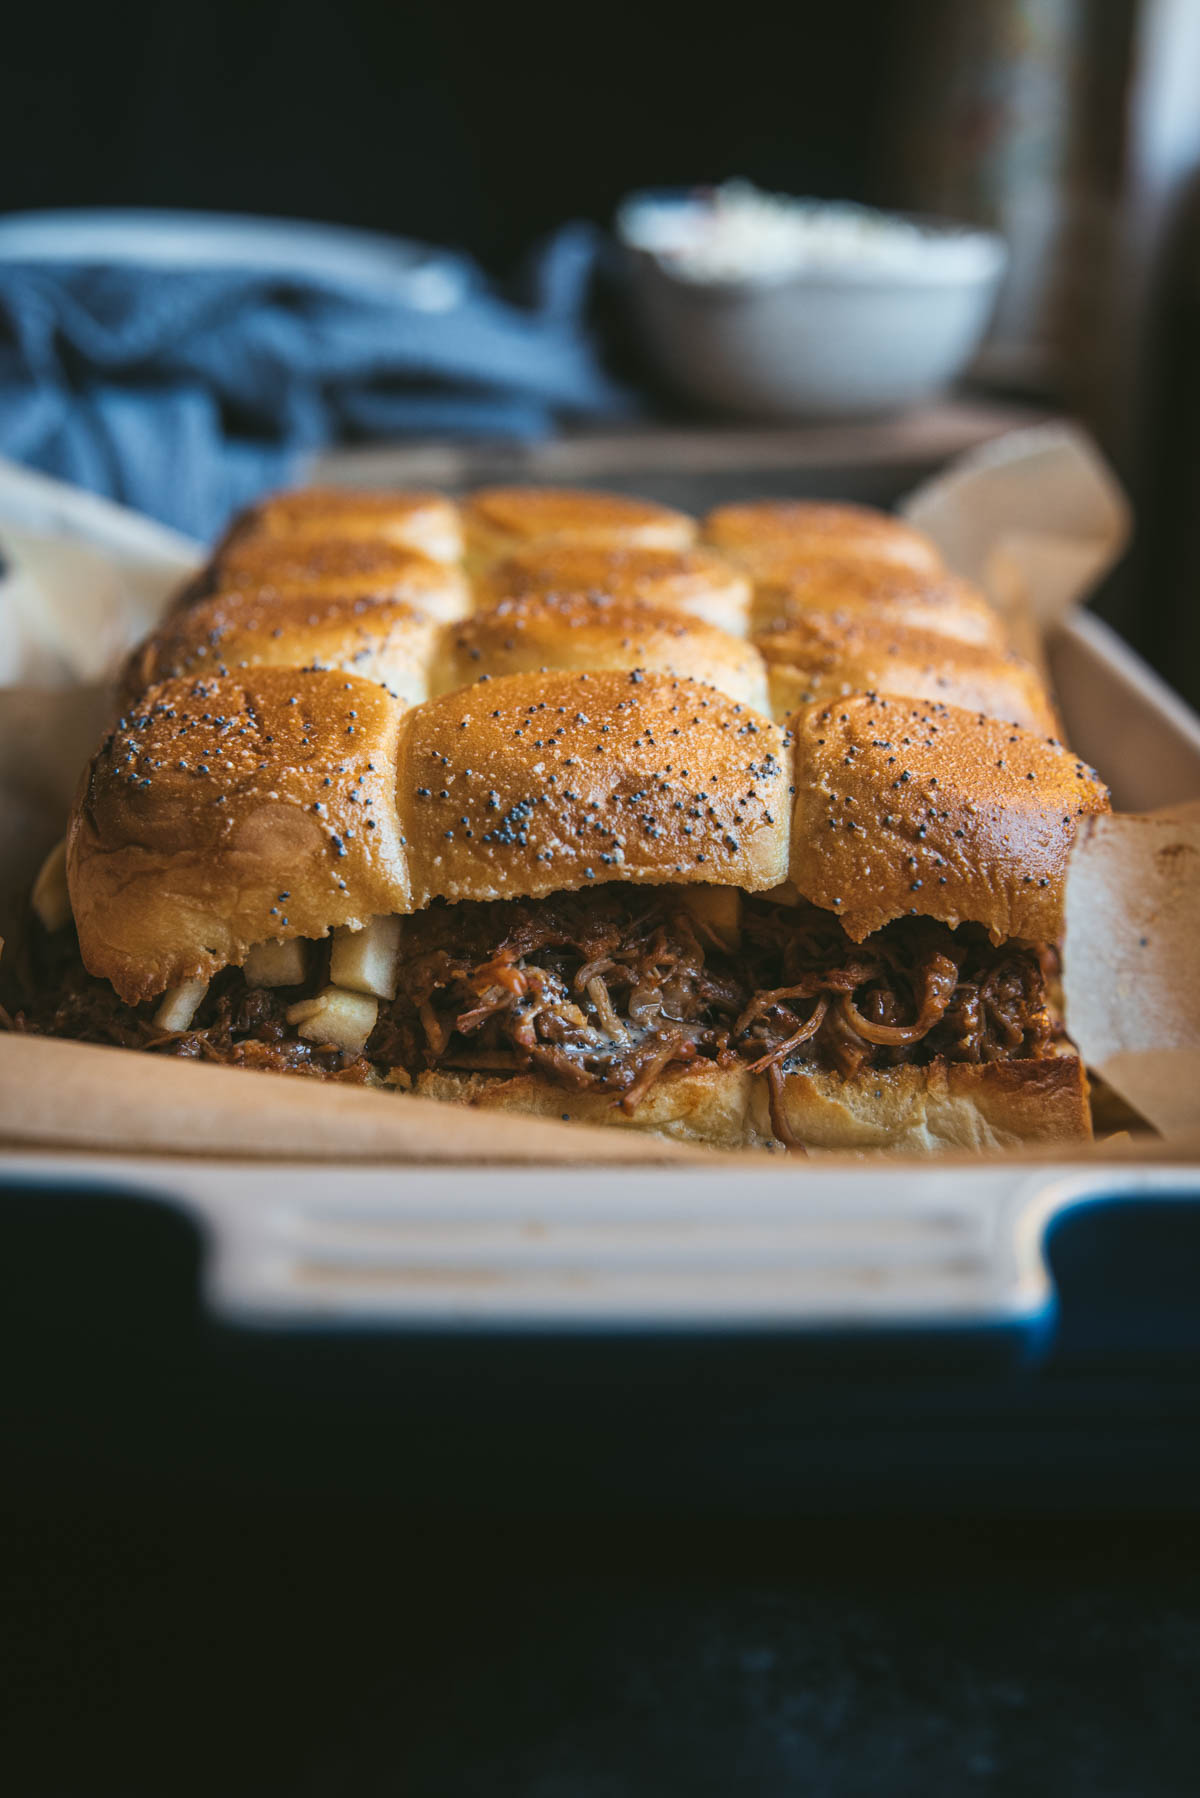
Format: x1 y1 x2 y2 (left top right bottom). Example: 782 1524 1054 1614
119 588 440 713
65 482 1094 1006
464 486 697 559
705 500 943 576
436 593 769 710
69 670 410 1004
479 543 751 633
222 485 463 563
789 694 1109 944
756 612 1057 736
204 538 470 621
397 670 790 909
68 666 789 1002
748 554 1006 651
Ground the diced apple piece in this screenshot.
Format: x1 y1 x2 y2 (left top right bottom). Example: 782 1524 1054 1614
329 914 402 999
676 885 742 949
244 937 308 987
154 977 209 1033
32 839 72 934
286 985 378 1055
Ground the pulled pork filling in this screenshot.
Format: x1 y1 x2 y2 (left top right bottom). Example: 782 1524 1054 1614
5 889 1056 1132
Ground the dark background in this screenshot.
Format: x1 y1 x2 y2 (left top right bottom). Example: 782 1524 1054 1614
12 0 1200 709
7 1504 1200 1797
1 2 907 275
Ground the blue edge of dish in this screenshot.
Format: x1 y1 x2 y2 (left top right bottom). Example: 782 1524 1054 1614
2 1174 1199 1513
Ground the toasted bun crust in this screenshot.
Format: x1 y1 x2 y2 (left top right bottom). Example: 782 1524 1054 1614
222 486 463 563
69 670 410 1003
434 593 769 710
788 694 1110 944
206 540 471 622
397 670 790 909
417 1053 1091 1151
479 543 752 634
705 501 943 576
416 1065 769 1151
120 589 441 711
756 613 1058 734
756 1054 1092 1152
748 555 1006 650
464 486 697 562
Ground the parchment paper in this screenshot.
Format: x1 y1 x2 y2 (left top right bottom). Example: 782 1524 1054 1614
902 422 1133 630
1 436 1197 1157
1062 805 1200 1138
0 1035 701 1163
0 456 202 943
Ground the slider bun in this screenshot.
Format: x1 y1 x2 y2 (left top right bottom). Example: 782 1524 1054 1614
416 1065 769 1152
749 555 1006 650
205 539 471 622
757 613 1058 734
479 543 752 634
120 589 441 711
756 1054 1091 1152
433 593 769 710
71 667 791 1001
464 486 697 562
69 670 410 1004
705 500 943 576
397 669 790 908
417 1053 1091 1151
788 693 1109 944
222 486 463 564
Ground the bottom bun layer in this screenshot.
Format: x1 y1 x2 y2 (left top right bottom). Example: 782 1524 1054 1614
416 1055 1092 1155
415 1065 771 1153
754 1055 1091 1154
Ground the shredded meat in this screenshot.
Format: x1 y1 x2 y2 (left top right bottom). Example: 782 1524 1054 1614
4 934 373 1083
3 889 1056 1138
734 902 1051 1078
365 890 742 1102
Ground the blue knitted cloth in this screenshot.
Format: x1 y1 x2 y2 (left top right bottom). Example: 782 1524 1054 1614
0 214 632 539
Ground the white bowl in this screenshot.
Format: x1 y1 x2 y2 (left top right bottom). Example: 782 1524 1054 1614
616 190 1008 421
